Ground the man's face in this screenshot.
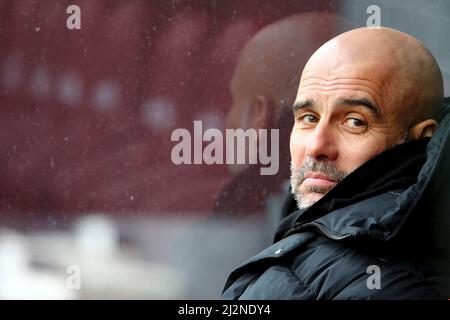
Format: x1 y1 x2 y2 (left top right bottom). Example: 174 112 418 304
290 59 408 209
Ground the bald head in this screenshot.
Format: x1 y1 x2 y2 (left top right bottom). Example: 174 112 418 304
228 13 345 129
300 27 444 126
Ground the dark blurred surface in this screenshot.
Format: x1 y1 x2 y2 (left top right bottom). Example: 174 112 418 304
0 0 338 224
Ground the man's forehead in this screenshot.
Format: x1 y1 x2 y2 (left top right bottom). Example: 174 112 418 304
300 68 383 95
297 59 396 107
300 59 394 83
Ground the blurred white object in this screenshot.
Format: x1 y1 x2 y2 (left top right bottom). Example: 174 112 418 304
74 214 118 256
0 230 76 299
3 215 189 299
0 230 28 275
0 214 268 299
71 214 188 299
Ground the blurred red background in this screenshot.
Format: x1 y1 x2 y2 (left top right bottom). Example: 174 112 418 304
0 0 339 226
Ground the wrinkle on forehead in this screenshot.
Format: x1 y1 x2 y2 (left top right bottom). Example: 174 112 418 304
298 73 386 115
300 74 382 94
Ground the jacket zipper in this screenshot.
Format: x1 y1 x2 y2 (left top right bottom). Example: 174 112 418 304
283 221 351 241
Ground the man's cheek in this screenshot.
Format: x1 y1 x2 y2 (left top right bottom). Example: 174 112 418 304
290 136 306 167
341 143 383 173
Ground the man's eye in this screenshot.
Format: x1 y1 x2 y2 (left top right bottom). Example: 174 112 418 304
299 114 318 124
345 118 366 128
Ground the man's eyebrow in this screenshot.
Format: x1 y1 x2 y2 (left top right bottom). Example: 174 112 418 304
292 100 313 112
335 98 380 118
292 98 381 118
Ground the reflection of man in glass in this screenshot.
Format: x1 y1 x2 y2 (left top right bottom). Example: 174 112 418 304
214 13 345 216
223 27 450 299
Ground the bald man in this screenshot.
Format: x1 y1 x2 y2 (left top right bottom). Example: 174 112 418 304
223 27 450 299
214 13 345 216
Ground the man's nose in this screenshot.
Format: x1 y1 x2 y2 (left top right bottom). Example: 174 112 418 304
305 121 338 161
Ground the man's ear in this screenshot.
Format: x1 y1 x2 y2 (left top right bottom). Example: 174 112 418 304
249 95 274 130
408 119 438 140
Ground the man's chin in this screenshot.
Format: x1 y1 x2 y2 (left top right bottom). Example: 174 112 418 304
295 192 326 210
308 192 326 202
305 192 325 205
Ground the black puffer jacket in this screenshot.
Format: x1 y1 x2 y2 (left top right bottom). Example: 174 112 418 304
222 102 450 300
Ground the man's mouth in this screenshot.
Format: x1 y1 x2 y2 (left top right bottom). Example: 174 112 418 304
302 172 337 188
